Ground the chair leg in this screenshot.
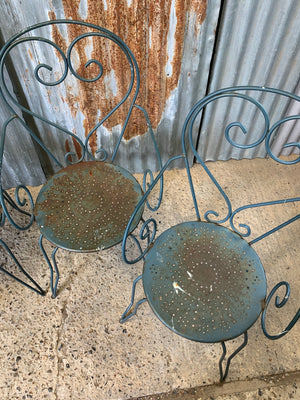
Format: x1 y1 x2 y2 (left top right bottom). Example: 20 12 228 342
219 331 248 382
0 239 45 295
120 274 147 323
39 234 59 298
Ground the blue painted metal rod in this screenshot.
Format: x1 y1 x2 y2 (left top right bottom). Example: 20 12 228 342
261 281 300 340
249 214 300 245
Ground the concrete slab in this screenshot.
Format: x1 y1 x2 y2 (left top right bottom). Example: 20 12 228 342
0 158 299 400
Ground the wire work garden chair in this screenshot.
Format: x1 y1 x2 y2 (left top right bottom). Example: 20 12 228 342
120 86 300 381
0 20 161 297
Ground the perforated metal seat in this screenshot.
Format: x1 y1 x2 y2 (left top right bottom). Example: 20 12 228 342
143 221 267 343
34 161 143 252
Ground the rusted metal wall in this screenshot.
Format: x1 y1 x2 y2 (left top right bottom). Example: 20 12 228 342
0 0 299 189
0 0 219 189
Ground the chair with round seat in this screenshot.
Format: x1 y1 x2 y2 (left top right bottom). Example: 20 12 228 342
120 86 300 381
0 20 161 297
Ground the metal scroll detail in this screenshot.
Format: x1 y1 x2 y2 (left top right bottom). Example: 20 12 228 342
181 86 300 242
0 20 137 167
122 155 183 265
121 154 182 322
0 188 34 231
261 281 300 340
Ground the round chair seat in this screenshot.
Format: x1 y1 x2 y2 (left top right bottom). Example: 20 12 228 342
34 161 143 252
143 221 267 343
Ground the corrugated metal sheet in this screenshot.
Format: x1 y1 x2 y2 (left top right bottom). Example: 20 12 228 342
0 64 45 190
0 0 220 189
1 0 299 190
115 0 221 170
197 0 300 161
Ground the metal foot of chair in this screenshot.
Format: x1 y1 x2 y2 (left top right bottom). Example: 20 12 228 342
120 274 147 323
39 235 59 298
0 239 45 295
219 331 248 382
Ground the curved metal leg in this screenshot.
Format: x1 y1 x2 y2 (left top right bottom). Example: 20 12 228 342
219 332 248 382
120 274 147 323
39 234 59 298
0 239 45 295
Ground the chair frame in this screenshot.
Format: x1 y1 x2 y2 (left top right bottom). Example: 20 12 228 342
0 20 162 296
121 86 300 381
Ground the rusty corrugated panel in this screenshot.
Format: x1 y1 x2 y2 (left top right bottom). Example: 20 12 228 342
48 0 209 138
47 0 219 169
155 0 221 167
0 0 220 180
1 0 299 187
197 0 300 161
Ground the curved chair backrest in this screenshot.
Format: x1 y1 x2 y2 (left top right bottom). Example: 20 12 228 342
0 20 141 176
181 86 300 244
0 20 162 234
122 86 299 263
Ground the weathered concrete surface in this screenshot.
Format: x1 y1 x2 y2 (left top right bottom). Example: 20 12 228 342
0 158 299 400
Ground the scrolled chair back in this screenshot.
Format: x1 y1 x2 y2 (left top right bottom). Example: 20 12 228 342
122 86 300 264
0 19 160 231
181 86 300 243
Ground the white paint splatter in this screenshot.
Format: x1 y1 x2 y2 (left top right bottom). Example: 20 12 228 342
173 282 186 295
187 271 193 279
79 0 88 19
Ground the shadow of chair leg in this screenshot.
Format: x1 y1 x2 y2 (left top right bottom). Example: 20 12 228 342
0 239 45 295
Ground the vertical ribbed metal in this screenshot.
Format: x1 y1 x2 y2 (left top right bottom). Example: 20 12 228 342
197 0 300 161
0 0 220 188
0 0 299 190
273 80 300 157
0 65 45 189
155 0 221 167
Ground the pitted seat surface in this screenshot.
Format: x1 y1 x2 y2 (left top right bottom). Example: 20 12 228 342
34 161 144 252
143 221 267 342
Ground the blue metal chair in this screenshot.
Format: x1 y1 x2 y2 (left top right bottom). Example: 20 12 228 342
0 20 161 297
120 86 300 381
